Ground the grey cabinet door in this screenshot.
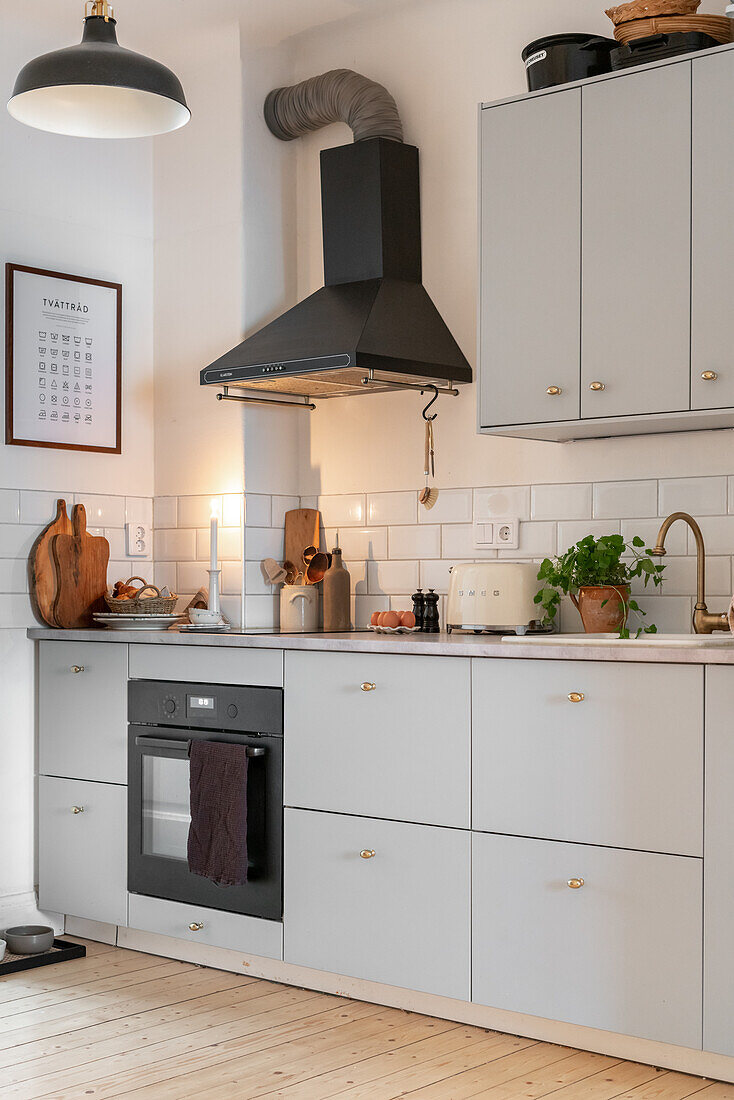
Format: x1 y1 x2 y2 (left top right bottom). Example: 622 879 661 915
39 775 127 926
691 53 734 410
473 832 702 1049
284 808 471 1000
703 667 734 1055
39 641 128 784
479 90 581 428
581 64 691 419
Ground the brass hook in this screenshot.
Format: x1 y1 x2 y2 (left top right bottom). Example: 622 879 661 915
421 385 439 421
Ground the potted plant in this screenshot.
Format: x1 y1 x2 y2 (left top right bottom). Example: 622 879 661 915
535 533 665 638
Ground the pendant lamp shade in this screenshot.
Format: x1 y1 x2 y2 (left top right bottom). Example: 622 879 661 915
7 8 190 139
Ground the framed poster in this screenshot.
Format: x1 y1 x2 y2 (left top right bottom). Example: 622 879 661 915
5 263 122 453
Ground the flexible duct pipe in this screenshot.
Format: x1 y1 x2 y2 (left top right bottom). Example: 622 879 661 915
264 68 403 143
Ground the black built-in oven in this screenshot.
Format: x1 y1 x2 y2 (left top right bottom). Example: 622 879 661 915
128 680 283 919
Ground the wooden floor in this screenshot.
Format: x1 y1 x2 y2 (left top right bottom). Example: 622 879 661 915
0 941 732 1100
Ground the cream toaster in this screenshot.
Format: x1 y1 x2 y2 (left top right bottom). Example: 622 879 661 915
446 562 545 635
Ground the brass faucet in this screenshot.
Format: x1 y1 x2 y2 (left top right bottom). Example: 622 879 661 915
652 512 729 634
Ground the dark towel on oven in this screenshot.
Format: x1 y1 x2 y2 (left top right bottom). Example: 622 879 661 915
187 740 248 886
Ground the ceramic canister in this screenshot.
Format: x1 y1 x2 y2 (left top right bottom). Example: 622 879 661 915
280 585 319 633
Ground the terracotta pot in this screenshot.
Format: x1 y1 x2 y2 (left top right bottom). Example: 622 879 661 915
570 585 630 634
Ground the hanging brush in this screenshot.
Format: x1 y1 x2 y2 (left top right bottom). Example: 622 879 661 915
419 415 439 510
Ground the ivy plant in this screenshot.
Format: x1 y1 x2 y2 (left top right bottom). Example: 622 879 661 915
535 533 665 639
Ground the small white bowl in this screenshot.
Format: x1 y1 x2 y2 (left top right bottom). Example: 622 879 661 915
0 939 6 963
189 608 223 626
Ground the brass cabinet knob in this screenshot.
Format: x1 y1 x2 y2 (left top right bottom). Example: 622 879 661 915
546 386 562 396
360 849 376 859
188 922 204 931
589 381 605 392
71 805 84 814
70 665 85 674
702 371 718 381
567 692 585 703
360 682 376 692
567 878 585 889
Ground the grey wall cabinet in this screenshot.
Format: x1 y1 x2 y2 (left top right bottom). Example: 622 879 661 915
479 45 734 441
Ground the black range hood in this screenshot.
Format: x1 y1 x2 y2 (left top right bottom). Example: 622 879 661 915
200 137 472 399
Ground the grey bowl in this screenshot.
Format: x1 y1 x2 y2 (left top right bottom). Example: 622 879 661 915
3 925 54 955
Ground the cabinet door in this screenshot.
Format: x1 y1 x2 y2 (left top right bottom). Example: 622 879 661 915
582 64 691 419
39 776 127 925
285 651 470 827
39 641 128 784
703 667 734 1055
691 53 734 410
473 832 702 1048
473 659 703 856
479 90 581 428
284 809 470 1000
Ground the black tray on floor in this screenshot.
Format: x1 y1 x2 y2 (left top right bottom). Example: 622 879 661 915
0 938 86 977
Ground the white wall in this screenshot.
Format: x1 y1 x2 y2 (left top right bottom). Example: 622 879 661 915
0 15 155 915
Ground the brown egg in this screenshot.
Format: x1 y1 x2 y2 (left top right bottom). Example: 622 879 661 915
383 611 401 629
370 611 381 626
377 612 387 626
400 610 416 628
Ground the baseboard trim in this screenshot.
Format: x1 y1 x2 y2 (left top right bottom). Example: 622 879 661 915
110 923 734 1085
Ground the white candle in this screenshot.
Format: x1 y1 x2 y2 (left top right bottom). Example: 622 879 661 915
210 502 219 572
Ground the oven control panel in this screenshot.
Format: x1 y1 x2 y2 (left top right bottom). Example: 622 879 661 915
128 680 283 735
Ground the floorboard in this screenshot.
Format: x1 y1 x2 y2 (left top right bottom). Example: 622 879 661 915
0 940 722 1100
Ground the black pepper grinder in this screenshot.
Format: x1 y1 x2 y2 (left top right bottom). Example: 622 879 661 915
411 588 425 631
423 589 440 633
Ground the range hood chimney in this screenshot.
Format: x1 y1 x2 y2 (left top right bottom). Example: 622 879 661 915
200 70 471 400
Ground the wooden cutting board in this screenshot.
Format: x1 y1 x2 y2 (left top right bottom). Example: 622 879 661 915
284 509 321 577
28 498 73 627
51 504 110 629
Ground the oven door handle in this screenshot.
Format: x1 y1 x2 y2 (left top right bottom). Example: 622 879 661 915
134 736 266 758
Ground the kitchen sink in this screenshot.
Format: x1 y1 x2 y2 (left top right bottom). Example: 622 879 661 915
502 632 734 647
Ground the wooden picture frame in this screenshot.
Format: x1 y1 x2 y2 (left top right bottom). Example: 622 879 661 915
5 263 122 453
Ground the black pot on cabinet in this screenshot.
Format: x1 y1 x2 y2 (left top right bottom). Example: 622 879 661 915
522 33 618 92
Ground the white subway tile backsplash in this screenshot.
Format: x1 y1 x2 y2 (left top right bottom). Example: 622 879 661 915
326 527 387 560
594 480 656 520
0 489 20 524
318 494 366 527
632 595 695 635
418 489 472 525
0 559 27 593
389 525 441 560
179 495 222 529
244 527 281 562
154 528 196 562
153 562 178 593
245 560 275 596
475 486 531 521
245 594 279 630
154 496 177 529
368 560 420 595
197 526 242 562
125 497 153 528
19 490 69 526
245 494 271 528
104 528 128 561
557 520 621 552
442 524 497 560
0 594 34 629
621 518 686 556
420 560 466 595
499 521 556 560
660 477 727 517
221 561 243 596
689 515 734 557
222 494 244 528
345 560 368 594
532 483 592 521
650 555 731 598
75 494 125 528
178 561 210 594
0 525 39 559
368 492 417 526
271 496 300 528
355 593 387 627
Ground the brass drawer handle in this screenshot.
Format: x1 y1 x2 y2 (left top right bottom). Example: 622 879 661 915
567 692 585 703
360 682 376 692
71 805 84 814
702 371 718 381
589 381 605 392
70 665 85 674
546 386 562 396
360 849 376 860
188 922 204 931
567 878 585 889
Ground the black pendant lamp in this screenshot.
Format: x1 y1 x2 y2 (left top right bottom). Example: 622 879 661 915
7 1 190 139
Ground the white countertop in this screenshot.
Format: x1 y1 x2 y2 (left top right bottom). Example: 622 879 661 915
25 626 734 664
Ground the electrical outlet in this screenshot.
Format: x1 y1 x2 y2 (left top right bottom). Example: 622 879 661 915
126 522 149 557
473 517 519 550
